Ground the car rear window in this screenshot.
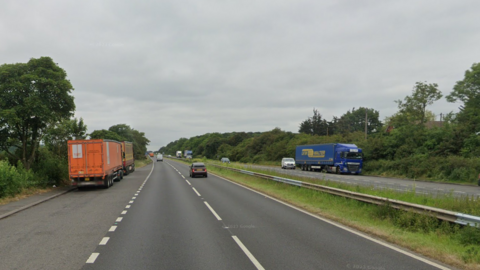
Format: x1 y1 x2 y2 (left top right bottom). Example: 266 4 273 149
193 164 205 168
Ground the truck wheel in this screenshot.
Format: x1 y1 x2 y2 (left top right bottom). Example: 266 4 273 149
336 167 340 174
104 176 110 189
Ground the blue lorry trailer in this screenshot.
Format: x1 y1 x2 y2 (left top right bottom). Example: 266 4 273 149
295 143 363 174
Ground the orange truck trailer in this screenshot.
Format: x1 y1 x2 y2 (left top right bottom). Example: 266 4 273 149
68 139 124 188
121 141 135 175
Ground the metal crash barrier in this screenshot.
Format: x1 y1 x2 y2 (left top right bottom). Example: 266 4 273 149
210 164 480 228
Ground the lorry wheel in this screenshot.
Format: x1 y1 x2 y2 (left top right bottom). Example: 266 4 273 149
336 167 340 174
104 176 110 189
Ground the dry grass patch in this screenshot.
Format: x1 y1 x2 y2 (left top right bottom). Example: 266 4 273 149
0 187 54 206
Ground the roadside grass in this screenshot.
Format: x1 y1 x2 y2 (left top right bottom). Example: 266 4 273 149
211 161 480 216
0 187 54 206
135 157 152 168
204 164 480 270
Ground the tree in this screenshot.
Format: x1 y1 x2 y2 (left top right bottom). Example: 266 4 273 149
395 81 443 124
109 124 134 142
336 107 382 135
298 108 328 136
446 62 480 133
0 57 75 170
43 118 87 156
89 129 125 141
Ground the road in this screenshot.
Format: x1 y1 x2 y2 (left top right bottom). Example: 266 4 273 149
0 160 452 269
244 164 480 198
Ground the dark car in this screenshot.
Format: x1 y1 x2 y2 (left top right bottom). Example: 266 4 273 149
190 162 208 178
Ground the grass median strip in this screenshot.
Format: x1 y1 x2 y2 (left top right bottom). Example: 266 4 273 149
207 164 480 270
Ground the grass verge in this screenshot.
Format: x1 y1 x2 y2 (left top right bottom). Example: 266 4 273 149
0 187 54 206
218 162 480 216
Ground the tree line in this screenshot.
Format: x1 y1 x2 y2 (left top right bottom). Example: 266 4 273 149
0 57 150 197
161 62 480 183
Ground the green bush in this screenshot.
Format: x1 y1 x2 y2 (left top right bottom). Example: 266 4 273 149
0 160 37 198
31 147 69 186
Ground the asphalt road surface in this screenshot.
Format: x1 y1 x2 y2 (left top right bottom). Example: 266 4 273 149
0 160 453 269
245 164 480 198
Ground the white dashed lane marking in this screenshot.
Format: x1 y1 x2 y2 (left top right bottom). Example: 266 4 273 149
192 187 201 196
99 237 109 245
204 202 222 221
86 253 99 263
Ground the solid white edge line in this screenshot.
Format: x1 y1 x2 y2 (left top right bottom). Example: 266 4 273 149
211 172 451 270
109 226 117 232
204 201 222 220
99 237 109 245
192 187 201 196
86 253 99 263
232 236 265 270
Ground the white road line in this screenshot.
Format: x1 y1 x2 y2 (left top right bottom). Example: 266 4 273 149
109 226 117 232
204 202 222 220
116 217 123 222
232 236 265 270
192 187 201 196
99 237 109 245
186 180 191 185
125 205 131 209
132 197 136 199
135 193 139 196
121 210 127 215
129 200 134 203
182 175 185 179
86 253 99 263
212 172 451 270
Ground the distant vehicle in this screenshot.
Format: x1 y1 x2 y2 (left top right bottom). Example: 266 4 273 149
189 162 207 178
281 158 296 169
156 153 163 162
184 150 193 159
221 157 230 163
149 152 154 157
68 139 123 189
176 151 182 158
295 143 363 174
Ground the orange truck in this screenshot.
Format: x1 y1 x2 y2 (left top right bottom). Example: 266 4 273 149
68 139 124 189
121 141 135 175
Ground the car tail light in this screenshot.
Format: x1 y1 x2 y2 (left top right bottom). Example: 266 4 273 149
204 169 207 172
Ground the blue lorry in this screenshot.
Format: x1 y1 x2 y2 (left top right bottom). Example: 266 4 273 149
295 143 363 174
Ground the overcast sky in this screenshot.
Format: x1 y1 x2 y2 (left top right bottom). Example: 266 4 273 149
2 0 480 150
